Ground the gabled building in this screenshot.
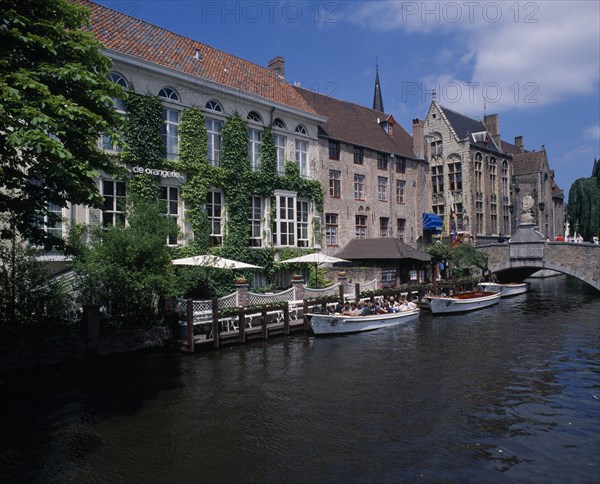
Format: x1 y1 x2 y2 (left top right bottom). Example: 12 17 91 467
48 0 329 269
422 101 514 240
510 141 564 239
294 86 430 255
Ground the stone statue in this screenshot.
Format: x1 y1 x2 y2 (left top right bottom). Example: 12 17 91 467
520 195 535 224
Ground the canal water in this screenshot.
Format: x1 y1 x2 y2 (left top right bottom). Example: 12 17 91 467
1 276 599 483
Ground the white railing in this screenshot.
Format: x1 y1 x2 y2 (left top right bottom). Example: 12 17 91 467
304 282 340 299
360 279 378 292
247 287 295 306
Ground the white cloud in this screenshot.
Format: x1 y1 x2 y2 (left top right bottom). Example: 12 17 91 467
349 1 600 111
584 125 600 140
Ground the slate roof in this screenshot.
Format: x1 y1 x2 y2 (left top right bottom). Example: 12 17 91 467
437 104 502 153
500 139 522 156
79 0 317 115
295 87 416 159
334 238 431 262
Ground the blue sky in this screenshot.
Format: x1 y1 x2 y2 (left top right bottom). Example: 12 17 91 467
95 0 600 199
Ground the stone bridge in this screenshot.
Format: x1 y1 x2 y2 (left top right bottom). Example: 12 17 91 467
478 225 600 291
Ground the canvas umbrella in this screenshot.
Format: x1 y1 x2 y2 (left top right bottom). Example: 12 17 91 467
172 254 262 269
280 252 349 285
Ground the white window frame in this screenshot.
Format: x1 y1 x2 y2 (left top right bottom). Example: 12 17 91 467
249 196 263 247
206 189 223 246
102 179 126 227
378 176 388 202
297 199 310 248
159 185 180 246
295 139 308 177
206 118 222 166
274 134 286 175
162 107 180 160
249 128 262 171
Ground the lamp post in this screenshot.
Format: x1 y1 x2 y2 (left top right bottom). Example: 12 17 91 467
539 201 546 237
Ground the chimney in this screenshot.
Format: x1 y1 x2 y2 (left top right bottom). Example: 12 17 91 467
268 56 285 78
484 113 500 149
514 135 524 152
412 118 424 159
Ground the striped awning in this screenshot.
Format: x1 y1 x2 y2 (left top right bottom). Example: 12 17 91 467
422 213 443 233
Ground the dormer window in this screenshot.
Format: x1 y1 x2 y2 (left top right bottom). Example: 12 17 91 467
205 99 223 112
387 122 394 136
158 87 179 102
295 124 307 135
273 118 286 129
247 111 262 124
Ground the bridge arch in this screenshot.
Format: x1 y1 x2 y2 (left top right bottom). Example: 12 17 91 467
477 242 600 291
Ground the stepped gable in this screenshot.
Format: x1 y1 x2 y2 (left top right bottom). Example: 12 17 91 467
438 105 502 153
78 0 317 115
295 87 416 159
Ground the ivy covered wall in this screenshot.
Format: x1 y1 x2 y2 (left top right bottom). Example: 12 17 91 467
121 93 324 289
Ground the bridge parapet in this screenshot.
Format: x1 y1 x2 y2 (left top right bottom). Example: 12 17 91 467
478 241 600 291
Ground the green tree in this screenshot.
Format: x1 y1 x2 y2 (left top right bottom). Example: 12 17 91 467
70 199 178 327
0 0 125 247
0 240 71 328
567 175 600 241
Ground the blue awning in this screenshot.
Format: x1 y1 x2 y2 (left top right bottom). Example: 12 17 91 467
422 213 443 233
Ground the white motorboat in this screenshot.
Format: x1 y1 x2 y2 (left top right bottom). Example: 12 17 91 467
425 291 501 314
477 282 529 297
307 309 420 335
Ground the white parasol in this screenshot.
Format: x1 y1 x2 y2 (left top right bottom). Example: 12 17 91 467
172 254 262 269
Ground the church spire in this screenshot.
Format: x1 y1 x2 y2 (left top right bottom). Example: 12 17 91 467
373 60 384 112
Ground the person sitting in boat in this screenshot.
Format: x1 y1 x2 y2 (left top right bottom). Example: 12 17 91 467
341 302 351 314
382 301 396 313
374 301 387 314
360 303 374 316
346 302 359 316
399 297 417 311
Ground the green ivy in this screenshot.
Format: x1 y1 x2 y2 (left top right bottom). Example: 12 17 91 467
121 92 164 166
121 93 163 204
221 114 251 252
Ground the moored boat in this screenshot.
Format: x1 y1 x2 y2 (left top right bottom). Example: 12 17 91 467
477 282 529 297
308 309 420 335
425 291 501 314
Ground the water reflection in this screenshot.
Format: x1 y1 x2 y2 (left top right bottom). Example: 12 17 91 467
0 276 598 483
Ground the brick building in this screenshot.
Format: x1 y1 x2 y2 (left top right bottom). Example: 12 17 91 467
294 86 430 255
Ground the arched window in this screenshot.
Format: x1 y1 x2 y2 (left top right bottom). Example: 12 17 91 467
295 124 307 135
101 72 128 151
107 72 128 88
501 160 509 194
158 87 179 101
205 99 222 112
247 111 262 123
474 152 483 192
489 157 497 194
273 118 286 129
429 132 443 157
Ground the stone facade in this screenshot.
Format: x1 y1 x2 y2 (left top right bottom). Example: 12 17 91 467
423 102 514 239
511 144 565 239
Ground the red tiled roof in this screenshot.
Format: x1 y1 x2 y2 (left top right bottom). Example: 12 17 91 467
295 87 416 159
78 0 317 115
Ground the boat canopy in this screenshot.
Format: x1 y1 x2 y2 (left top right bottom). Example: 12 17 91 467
422 213 443 233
